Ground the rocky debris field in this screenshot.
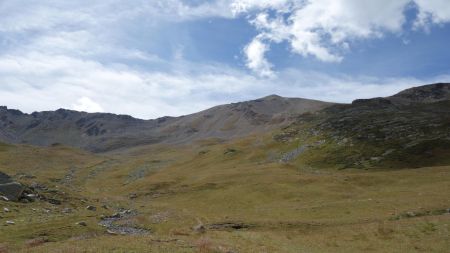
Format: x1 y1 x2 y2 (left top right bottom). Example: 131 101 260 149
99 209 150 235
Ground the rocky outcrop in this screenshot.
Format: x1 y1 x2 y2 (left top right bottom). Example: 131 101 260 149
0 172 25 201
0 171 43 202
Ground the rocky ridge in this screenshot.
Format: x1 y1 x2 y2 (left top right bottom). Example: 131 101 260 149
0 96 332 152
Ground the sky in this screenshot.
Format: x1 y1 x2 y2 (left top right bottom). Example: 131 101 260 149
1 0 450 119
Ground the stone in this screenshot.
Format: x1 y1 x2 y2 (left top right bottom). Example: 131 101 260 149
0 182 25 202
47 199 62 205
406 211 416 217
86 205 97 211
106 229 118 235
0 172 12 184
5 220 15 225
193 224 206 233
26 194 38 199
370 157 382 162
76 221 87 226
3 207 10 212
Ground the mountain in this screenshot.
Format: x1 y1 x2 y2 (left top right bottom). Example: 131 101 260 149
276 83 450 169
1 83 450 252
0 95 332 152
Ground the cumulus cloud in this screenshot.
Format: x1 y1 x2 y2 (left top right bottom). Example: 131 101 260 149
1 48 448 119
415 0 450 27
243 37 274 78
72 97 104 113
0 49 260 118
233 0 450 74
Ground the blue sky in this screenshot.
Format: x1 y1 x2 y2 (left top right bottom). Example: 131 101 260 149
0 0 450 119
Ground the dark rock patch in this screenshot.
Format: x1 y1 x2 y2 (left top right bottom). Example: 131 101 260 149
206 222 253 231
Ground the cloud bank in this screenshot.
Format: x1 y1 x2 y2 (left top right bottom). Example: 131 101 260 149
233 0 450 76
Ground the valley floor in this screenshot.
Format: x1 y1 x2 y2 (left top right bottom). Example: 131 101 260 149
0 139 449 252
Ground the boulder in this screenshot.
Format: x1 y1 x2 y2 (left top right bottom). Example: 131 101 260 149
0 182 25 202
0 172 12 184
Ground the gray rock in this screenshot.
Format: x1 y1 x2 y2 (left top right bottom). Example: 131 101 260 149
5 220 15 225
106 229 118 235
193 224 206 233
47 199 62 205
76 221 87 226
86 205 97 211
0 182 25 202
0 171 12 184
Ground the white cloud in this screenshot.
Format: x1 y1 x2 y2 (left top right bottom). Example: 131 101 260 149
230 0 293 15
415 0 450 27
0 49 448 119
235 0 411 65
243 37 274 78
0 0 234 34
72 97 104 113
0 50 259 119
234 0 450 72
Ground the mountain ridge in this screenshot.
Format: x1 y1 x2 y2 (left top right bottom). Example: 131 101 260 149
1 83 448 153
0 95 332 152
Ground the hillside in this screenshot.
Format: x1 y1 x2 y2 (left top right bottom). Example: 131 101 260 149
0 96 332 152
0 128 449 252
275 83 450 169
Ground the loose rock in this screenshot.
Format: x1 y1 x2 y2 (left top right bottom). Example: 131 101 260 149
193 224 206 233
76 221 87 227
86 205 97 211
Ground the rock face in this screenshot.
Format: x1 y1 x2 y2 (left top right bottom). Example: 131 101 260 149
0 172 25 201
0 96 333 152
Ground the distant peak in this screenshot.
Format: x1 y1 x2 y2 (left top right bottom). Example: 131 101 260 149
261 94 283 100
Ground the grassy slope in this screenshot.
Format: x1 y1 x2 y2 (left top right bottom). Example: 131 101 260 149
0 136 449 252
274 100 450 170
